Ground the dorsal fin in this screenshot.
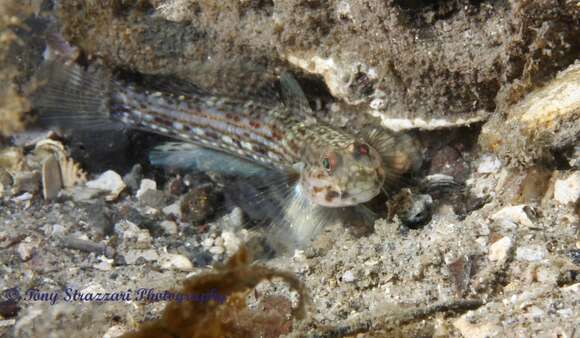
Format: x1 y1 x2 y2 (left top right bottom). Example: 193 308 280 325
280 72 314 117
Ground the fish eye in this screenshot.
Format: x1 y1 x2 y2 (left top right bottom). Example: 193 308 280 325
322 157 331 171
321 152 336 173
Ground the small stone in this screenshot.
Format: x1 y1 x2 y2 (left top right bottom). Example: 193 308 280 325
94 257 113 271
41 155 63 200
16 241 34 261
138 189 167 209
122 164 142 192
202 237 214 248
103 324 128 338
221 231 241 256
489 236 513 262
0 168 12 187
135 230 153 249
453 314 501 338
477 154 502 174
160 220 178 236
209 246 225 255
86 170 126 201
136 178 157 199
342 270 356 283
162 203 181 218
491 205 534 228
180 186 215 224
12 171 40 194
214 237 224 247
159 253 194 271
554 172 580 205
12 192 33 202
124 249 159 264
516 245 547 262
69 186 105 202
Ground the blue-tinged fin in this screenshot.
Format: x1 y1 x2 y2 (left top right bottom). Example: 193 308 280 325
149 142 273 178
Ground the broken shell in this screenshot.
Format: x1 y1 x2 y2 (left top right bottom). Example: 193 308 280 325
59 157 87 189
86 170 126 201
41 155 63 200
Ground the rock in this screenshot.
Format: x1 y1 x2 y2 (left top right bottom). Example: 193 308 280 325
159 253 194 271
342 270 356 283
489 236 513 262
69 186 105 202
41 155 63 200
12 171 40 194
12 192 33 202
221 231 241 256
138 189 167 209
554 172 580 205
159 220 178 236
209 246 224 255
86 170 126 201
453 313 501 338
122 164 142 192
477 154 502 174
124 249 159 264
0 168 13 187
202 237 214 248
94 257 113 271
136 178 157 199
516 245 547 262
103 324 128 338
134 229 152 249
491 205 534 228
162 202 181 219
16 241 34 261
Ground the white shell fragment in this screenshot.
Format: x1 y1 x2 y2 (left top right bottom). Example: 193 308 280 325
86 170 126 201
41 155 62 200
488 236 513 262
159 253 194 271
491 205 534 228
477 154 502 174
554 172 580 205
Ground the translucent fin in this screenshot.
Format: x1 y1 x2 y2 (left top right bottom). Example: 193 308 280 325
149 142 270 177
28 58 115 130
280 72 314 116
360 127 423 192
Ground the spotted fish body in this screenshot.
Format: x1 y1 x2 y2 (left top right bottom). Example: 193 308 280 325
31 55 421 248
110 81 387 207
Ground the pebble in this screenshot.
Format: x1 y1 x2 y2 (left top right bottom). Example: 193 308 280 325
162 203 181 219
69 186 104 202
138 189 167 209
41 155 62 200
453 314 501 338
13 192 33 202
94 257 113 271
122 164 142 192
202 237 214 248
221 231 241 256
159 220 178 236
136 178 157 199
209 246 225 255
124 249 159 264
489 236 513 262
86 170 126 201
135 230 153 249
103 324 128 338
554 172 580 205
342 270 356 283
491 205 534 228
159 253 194 271
516 245 547 262
477 154 502 174
16 241 35 261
